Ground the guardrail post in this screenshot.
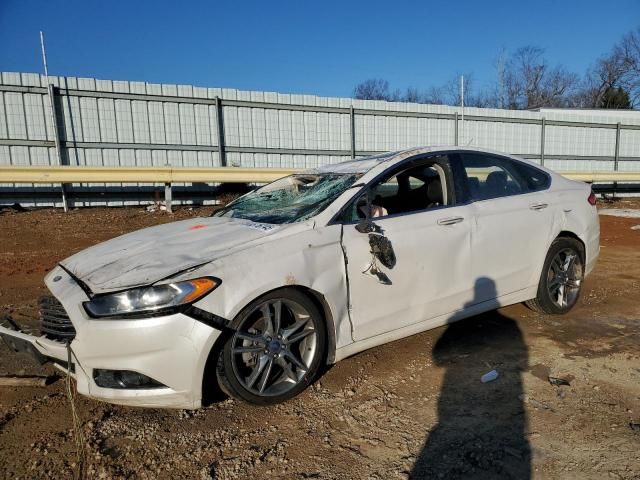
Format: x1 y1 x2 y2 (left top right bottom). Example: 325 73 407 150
164 182 172 213
47 84 68 211
215 96 227 167
454 112 459 146
350 106 356 159
614 122 621 171
540 117 546 166
613 122 622 196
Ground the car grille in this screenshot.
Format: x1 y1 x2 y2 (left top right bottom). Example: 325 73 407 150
39 295 76 342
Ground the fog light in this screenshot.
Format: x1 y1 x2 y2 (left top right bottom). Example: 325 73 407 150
93 369 166 389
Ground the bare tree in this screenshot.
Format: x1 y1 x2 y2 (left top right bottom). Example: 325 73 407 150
439 74 497 108
617 27 640 106
574 47 629 107
443 74 467 106
352 29 640 110
423 85 446 105
403 86 422 103
353 79 393 100
494 48 509 108
503 46 578 109
353 75 497 108
567 27 639 108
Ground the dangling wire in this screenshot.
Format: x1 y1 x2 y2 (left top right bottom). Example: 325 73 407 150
66 343 86 480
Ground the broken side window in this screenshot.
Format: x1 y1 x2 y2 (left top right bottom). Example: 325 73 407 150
341 162 448 222
214 173 361 224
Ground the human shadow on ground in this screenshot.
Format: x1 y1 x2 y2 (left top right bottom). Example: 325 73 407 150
411 278 531 479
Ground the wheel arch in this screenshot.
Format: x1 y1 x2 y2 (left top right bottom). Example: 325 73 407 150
200 284 337 405
241 285 338 365
525 230 587 314
555 230 586 262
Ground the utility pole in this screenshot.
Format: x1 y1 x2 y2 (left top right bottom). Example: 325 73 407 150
496 48 506 109
40 31 49 76
460 75 465 144
40 31 68 211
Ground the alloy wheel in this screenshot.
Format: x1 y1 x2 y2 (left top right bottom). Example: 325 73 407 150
230 299 318 397
546 247 583 309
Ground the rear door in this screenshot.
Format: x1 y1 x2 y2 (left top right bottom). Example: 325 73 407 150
456 152 556 302
340 155 475 341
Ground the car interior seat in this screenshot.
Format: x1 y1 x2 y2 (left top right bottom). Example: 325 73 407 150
467 177 481 199
485 171 508 198
426 177 443 207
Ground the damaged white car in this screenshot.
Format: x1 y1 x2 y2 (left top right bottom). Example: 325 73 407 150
0 147 599 407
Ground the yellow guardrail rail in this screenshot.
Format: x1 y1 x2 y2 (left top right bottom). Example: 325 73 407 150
557 171 640 182
0 166 297 184
1 166 640 183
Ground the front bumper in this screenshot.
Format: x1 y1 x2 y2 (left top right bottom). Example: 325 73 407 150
0 266 222 409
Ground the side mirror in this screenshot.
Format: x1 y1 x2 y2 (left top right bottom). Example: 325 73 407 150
355 218 378 234
354 190 382 234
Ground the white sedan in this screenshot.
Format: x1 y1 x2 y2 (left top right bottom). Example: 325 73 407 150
0 147 599 407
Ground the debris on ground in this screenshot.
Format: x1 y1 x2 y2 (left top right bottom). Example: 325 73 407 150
0 203 28 214
481 370 499 383
548 376 571 387
630 422 640 433
0 375 58 387
145 203 167 213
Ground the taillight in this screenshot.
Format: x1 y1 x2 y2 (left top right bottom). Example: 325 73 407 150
587 192 597 206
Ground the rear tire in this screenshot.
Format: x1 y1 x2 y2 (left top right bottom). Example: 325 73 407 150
216 289 326 405
526 237 585 315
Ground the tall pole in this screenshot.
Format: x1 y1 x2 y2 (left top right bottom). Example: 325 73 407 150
460 75 465 145
496 49 506 109
40 31 68 211
350 106 356 159
40 31 49 77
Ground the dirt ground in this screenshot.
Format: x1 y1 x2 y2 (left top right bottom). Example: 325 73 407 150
0 198 639 480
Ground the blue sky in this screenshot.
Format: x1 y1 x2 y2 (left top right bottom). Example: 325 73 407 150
1 0 638 97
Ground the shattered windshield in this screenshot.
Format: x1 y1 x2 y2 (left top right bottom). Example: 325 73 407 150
214 173 361 224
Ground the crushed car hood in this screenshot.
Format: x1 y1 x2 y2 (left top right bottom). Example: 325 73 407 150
60 216 287 294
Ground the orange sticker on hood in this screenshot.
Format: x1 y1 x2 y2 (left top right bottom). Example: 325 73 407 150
189 224 207 230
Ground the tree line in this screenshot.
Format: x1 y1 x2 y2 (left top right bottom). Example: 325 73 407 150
353 27 640 110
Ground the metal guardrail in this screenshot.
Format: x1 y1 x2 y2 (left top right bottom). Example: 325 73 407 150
0 166 295 184
0 166 298 212
1 166 639 212
555 171 640 182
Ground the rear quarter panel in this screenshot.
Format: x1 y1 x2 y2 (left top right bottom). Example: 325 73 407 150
549 179 600 276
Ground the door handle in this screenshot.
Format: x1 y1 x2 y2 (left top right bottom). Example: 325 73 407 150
529 202 548 210
437 216 464 226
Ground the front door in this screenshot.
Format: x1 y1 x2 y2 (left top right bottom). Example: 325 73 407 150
340 157 474 342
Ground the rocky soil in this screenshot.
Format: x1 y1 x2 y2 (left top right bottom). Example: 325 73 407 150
0 198 639 479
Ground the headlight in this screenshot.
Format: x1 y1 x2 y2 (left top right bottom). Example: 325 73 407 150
83 277 219 318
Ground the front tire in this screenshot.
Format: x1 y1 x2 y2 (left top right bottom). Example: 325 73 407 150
216 289 326 405
526 237 585 315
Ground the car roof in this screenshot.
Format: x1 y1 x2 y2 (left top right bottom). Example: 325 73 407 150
306 146 548 175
